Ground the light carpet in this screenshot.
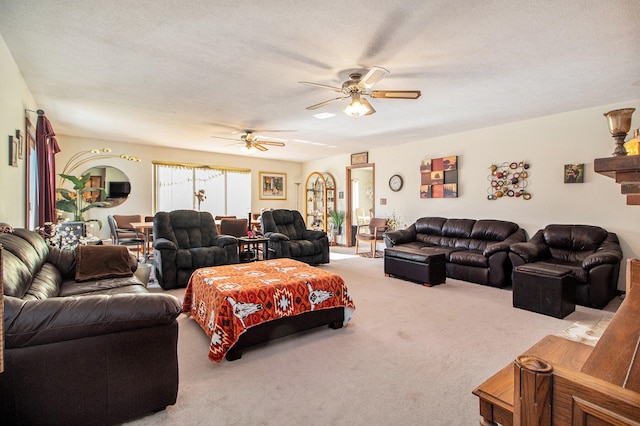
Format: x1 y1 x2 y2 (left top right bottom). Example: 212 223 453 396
130 247 620 425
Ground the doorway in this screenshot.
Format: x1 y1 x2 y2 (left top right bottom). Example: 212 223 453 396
345 163 374 247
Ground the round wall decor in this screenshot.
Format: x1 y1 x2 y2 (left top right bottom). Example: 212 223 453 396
389 174 403 192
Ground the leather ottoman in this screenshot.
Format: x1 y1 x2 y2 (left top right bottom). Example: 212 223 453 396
384 247 446 286
512 263 576 318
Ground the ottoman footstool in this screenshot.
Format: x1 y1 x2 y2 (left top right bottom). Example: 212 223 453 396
512 263 576 318
384 247 446 286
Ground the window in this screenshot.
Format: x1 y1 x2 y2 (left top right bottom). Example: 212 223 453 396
153 162 251 217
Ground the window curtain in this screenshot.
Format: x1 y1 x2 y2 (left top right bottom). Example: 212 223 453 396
36 114 60 227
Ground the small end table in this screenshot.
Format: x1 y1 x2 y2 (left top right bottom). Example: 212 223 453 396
237 237 269 262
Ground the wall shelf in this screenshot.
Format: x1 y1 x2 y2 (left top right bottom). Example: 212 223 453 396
594 155 640 205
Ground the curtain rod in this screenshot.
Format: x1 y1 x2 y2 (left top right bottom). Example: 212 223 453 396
25 109 45 116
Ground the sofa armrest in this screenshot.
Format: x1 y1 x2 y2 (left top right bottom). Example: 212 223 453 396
264 232 290 242
384 228 413 246
484 242 510 256
3 293 181 349
302 230 327 240
153 237 177 250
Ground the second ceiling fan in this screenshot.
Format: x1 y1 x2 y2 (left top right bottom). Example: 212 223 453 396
212 131 286 151
299 66 421 117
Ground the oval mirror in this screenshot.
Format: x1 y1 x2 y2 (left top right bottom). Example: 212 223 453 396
82 165 131 208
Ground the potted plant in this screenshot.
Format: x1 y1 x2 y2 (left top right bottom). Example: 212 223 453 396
328 210 346 235
56 172 108 228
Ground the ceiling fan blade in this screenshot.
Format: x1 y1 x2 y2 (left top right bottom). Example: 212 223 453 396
253 144 268 151
305 96 349 110
211 135 242 141
258 141 285 147
299 81 342 92
369 90 421 99
357 66 390 90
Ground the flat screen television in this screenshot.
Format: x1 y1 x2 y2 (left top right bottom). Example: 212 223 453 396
108 181 131 198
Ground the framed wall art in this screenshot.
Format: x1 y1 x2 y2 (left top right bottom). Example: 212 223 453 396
420 155 458 198
350 151 368 165
8 135 18 167
564 164 584 183
259 171 287 200
15 129 23 159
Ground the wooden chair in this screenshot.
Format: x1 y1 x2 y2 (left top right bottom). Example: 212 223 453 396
355 217 388 257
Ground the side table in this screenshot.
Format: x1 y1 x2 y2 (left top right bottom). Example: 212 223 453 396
237 237 269 262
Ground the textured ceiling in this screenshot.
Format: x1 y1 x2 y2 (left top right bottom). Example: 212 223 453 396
1 0 639 162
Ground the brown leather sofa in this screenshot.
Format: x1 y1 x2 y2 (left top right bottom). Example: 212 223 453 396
384 217 526 287
0 228 182 425
509 224 623 308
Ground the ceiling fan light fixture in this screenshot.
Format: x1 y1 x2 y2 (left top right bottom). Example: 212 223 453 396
344 97 375 118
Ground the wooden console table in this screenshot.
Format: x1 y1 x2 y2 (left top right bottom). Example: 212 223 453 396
594 155 640 205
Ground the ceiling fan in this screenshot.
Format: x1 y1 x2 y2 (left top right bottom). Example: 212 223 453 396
299 66 421 117
212 131 286 152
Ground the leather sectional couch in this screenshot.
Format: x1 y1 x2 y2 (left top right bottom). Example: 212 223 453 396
0 228 182 425
384 217 526 287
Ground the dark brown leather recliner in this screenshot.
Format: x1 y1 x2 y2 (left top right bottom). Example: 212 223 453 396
153 210 239 289
509 224 623 308
0 228 181 425
260 209 329 265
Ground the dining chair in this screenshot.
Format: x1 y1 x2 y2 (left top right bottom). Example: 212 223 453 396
355 217 388 257
107 215 145 259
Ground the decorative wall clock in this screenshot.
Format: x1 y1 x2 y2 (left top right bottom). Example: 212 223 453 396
389 174 403 192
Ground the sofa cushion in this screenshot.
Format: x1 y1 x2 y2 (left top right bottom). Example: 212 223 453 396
0 231 52 298
414 217 447 235
471 220 519 241
449 250 489 267
543 225 607 251
75 245 134 282
442 219 475 238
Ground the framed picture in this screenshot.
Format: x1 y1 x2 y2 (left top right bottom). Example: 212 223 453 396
351 151 368 165
8 135 18 167
15 129 23 159
564 164 584 183
259 172 287 200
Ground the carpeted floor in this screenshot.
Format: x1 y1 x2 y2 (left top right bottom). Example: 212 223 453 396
131 247 620 425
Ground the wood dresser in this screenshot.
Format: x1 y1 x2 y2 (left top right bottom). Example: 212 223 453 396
473 259 640 425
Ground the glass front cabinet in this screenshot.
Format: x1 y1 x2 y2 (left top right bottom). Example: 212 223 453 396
304 172 335 232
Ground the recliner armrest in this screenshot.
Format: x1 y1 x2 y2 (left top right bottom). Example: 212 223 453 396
153 237 177 250
264 232 290 242
302 230 326 240
510 241 549 262
583 250 623 269
3 293 181 349
213 235 238 247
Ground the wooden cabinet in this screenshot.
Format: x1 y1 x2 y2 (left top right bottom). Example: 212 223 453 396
304 172 336 231
594 155 640 205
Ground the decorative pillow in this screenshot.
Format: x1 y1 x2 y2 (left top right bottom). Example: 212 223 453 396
75 245 133 282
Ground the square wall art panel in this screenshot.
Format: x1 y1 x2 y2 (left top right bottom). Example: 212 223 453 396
420 155 458 198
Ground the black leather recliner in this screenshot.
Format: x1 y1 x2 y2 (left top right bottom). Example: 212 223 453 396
153 210 239 289
260 209 329 265
509 224 623 308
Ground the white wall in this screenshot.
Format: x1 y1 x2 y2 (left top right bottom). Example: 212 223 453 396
0 36 37 227
56 136 304 240
304 100 640 290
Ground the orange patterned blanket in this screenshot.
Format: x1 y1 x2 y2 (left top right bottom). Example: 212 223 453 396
182 258 355 362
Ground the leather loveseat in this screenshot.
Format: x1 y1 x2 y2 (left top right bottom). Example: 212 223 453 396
0 228 181 425
509 224 623 308
384 217 526 287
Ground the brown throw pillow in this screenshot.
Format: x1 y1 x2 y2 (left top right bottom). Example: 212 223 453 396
75 245 134 282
